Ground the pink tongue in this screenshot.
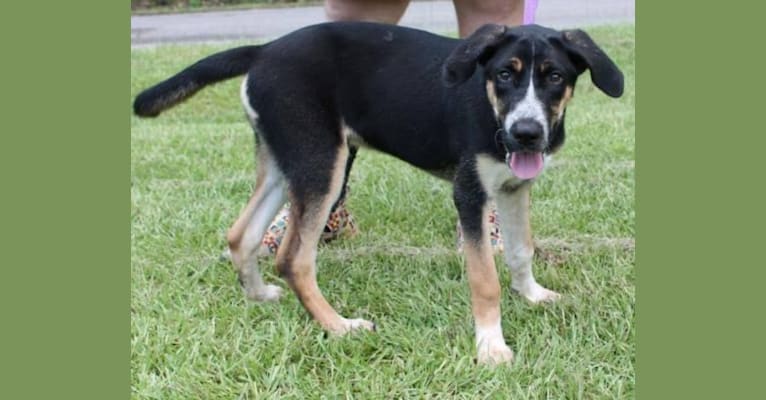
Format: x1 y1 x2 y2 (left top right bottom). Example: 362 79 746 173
509 152 544 179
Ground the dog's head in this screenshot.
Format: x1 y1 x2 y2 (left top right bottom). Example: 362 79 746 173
442 24 623 179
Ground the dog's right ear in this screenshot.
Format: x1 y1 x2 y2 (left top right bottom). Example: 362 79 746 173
559 29 624 98
442 24 509 87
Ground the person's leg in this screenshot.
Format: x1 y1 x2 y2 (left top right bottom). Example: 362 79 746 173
324 0 410 24
259 1 411 257
452 0 524 38
321 1 408 240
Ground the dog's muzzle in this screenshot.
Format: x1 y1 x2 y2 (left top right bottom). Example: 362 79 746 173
501 118 546 180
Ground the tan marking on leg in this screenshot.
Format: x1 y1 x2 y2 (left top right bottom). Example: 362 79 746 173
463 203 500 327
464 238 501 329
277 144 374 334
464 205 513 365
485 80 502 118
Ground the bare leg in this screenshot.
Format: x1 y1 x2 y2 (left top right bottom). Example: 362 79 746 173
324 0 410 23
453 0 524 37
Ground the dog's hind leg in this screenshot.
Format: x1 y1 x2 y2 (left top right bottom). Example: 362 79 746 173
227 146 286 302
276 142 375 335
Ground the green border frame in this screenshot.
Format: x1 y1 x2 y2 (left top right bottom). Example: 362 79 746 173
636 1 764 398
4 0 763 398
1 2 127 398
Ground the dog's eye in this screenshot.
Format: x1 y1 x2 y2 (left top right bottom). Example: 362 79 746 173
497 70 512 82
548 72 564 85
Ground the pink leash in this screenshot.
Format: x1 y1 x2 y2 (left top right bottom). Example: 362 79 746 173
523 0 539 24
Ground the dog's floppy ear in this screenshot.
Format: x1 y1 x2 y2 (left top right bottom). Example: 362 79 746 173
559 29 624 98
442 24 510 87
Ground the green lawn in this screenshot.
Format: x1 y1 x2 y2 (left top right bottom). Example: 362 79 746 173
131 24 635 399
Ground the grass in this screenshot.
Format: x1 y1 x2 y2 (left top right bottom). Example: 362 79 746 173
131 24 635 399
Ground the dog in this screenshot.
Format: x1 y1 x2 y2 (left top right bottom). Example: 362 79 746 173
133 21 623 365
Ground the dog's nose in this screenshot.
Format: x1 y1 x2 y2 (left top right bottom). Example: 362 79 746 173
511 119 544 145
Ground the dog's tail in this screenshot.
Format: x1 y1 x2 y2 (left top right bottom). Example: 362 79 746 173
133 45 261 117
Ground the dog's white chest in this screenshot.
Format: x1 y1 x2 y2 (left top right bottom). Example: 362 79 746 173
475 154 551 195
476 155 521 194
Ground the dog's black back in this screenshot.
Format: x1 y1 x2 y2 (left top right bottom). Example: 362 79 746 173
248 23 498 175
135 23 499 174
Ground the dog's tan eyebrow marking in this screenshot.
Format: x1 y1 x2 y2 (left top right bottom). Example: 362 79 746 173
550 85 574 124
485 80 501 118
539 60 551 73
509 57 523 72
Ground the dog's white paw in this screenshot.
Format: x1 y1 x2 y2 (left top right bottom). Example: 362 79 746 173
513 282 561 304
244 283 283 302
476 339 514 366
327 317 376 336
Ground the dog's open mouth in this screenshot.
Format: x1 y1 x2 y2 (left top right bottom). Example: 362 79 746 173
507 151 544 180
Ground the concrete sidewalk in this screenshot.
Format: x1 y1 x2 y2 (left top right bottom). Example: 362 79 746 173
131 0 634 47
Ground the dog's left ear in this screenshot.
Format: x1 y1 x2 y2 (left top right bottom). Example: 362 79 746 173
559 29 624 98
442 24 511 87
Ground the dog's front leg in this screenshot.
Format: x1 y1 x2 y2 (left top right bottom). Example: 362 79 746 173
495 184 560 303
454 164 514 365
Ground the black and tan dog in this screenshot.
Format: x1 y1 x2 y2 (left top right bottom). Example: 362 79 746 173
134 22 623 365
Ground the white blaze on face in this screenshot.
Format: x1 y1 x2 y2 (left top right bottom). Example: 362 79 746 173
502 69 549 144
